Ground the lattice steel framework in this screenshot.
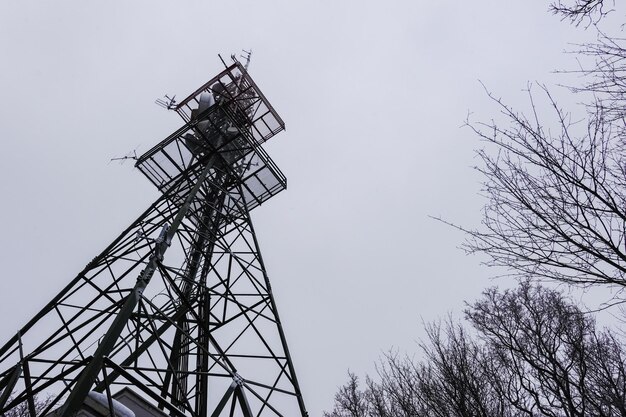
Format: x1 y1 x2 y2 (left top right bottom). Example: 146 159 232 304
0 60 308 417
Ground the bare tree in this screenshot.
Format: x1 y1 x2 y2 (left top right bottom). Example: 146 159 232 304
454 84 626 295
324 372 369 417
370 353 423 417
414 321 511 417
469 283 626 416
325 284 626 417
585 330 626 415
325 318 521 417
1 394 54 417
445 3 626 299
467 283 610 416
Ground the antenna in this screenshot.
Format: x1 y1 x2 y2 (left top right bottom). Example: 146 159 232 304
109 149 138 164
155 94 176 110
230 49 252 71
232 49 253 92
218 53 228 68
241 49 252 71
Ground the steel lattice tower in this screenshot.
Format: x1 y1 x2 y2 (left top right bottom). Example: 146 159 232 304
0 60 308 417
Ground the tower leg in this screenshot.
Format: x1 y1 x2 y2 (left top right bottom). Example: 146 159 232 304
59 157 217 417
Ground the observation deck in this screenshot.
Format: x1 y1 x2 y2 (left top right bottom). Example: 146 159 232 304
135 60 286 219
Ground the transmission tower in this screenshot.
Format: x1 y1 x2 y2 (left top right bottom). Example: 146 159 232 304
0 59 308 417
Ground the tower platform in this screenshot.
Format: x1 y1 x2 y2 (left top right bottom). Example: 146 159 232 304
135 61 286 222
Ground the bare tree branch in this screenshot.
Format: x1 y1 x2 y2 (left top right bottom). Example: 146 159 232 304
549 0 613 26
460 84 626 292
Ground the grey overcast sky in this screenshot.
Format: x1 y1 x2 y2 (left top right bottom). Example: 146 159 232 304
0 1 613 416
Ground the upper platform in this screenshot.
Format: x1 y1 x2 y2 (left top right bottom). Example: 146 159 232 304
173 61 285 144
135 60 287 219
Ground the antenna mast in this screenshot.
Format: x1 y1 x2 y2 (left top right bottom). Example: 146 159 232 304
0 58 307 417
